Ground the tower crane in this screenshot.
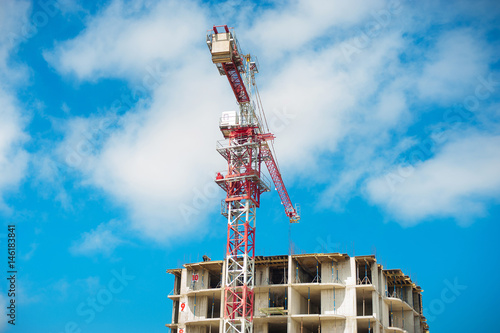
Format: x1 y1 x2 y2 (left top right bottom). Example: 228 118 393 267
207 25 300 333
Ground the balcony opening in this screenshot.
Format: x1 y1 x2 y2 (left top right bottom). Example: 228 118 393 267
295 287 320 315
309 292 321 314
356 260 372 285
270 265 288 284
384 269 414 303
186 263 223 291
294 258 321 283
298 323 322 333
357 319 375 333
388 310 404 330
268 322 287 333
255 255 288 286
414 292 422 313
207 294 221 319
174 275 181 295
268 288 288 312
356 290 373 316
173 300 179 324
209 271 221 289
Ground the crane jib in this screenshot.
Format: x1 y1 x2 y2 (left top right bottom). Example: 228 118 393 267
222 62 250 104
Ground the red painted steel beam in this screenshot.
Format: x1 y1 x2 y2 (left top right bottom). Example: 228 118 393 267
261 145 297 219
222 62 250 104
213 25 230 34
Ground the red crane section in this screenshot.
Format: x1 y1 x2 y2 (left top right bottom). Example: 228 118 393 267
222 62 250 104
211 25 250 104
261 144 299 222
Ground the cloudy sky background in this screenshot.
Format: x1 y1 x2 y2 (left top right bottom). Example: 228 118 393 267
0 0 499 332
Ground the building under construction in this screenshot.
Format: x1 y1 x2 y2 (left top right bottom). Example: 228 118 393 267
166 253 429 333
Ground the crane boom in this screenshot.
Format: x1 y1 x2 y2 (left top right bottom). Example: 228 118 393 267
222 62 251 103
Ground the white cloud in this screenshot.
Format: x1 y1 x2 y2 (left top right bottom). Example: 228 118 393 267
70 220 125 256
0 0 31 82
0 1 29 50
46 0 500 240
44 0 206 80
57 0 85 16
31 152 73 210
55 59 228 241
0 0 31 212
417 28 492 103
55 26 406 240
0 86 29 212
244 0 388 57
47 0 239 242
366 133 500 223
256 31 407 178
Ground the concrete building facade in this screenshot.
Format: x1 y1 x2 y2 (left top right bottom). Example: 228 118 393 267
166 253 429 333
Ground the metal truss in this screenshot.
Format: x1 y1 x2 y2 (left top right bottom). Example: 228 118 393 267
221 131 258 333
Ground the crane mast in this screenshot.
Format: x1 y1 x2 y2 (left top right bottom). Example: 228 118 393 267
207 25 299 333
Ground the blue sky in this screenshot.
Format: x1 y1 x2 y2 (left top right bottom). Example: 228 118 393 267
0 0 499 332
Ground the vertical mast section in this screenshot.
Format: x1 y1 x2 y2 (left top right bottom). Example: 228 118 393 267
209 25 266 333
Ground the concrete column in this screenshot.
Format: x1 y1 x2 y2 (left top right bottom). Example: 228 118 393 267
403 309 414 333
198 296 208 319
321 261 332 283
371 262 378 290
181 268 188 293
254 323 268 333
254 290 268 316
